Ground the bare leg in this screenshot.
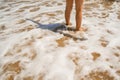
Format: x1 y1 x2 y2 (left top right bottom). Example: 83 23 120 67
65 0 73 25
75 0 84 31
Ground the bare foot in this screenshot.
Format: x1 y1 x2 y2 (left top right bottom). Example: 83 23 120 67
75 27 88 32
66 23 72 26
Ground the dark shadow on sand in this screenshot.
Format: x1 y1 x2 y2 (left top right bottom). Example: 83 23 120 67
26 19 87 41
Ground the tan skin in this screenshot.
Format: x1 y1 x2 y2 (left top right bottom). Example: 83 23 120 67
65 0 84 31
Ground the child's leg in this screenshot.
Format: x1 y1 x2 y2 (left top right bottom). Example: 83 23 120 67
65 0 73 25
75 0 84 31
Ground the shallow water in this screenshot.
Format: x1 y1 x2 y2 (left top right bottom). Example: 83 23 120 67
0 0 120 80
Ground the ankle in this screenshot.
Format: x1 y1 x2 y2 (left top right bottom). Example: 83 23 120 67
66 22 72 26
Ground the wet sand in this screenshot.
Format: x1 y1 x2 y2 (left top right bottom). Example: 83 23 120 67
0 0 120 80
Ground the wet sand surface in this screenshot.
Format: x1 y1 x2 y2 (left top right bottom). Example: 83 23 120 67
0 0 120 80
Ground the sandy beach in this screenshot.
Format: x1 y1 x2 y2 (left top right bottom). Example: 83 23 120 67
0 0 120 80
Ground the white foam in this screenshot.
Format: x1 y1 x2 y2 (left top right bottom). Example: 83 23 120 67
0 0 120 80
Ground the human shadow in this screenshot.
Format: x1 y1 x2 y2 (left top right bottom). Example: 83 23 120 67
26 19 87 41
26 18 67 32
